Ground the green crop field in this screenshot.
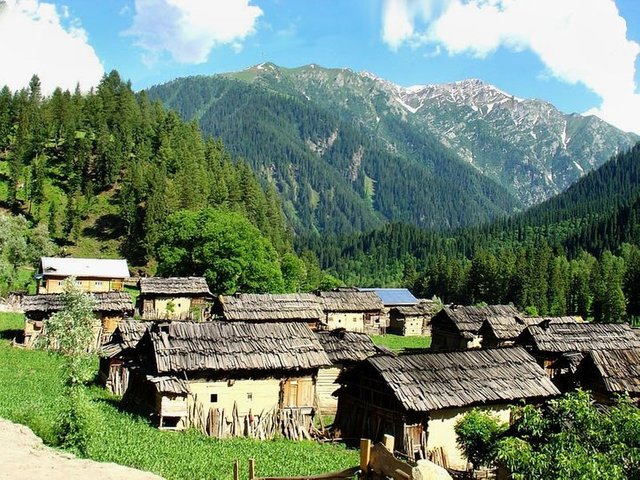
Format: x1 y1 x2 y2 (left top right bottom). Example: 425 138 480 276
0 313 358 480
371 334 431 352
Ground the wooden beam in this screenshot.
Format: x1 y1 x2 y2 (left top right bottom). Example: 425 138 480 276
233 460 239 480
360 438 372 472
249 458 256 480
383 434 395 452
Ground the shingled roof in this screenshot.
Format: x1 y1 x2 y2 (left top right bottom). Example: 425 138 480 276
436 304 521 336
482 316 581 342
318 290 383 312
391 299 440 317
518 322 640 354
139 277 212 296
101 319 151 358
218 293 323 321
365 347 559 412
316 329 379 363
23 292 134 314
149 321 330 374
586 349 640 395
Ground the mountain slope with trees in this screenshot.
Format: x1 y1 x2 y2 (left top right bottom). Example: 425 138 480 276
0 71 330 294
146 74 521 234
302 143 640 322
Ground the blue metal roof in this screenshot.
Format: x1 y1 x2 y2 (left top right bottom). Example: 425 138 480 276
358 288 417 306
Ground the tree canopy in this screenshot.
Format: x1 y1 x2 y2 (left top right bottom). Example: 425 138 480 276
156 208 286 295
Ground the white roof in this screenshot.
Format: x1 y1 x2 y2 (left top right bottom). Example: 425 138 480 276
40 257 129 279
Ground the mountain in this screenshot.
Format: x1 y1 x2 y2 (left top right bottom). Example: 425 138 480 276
147 63 637 234
229 64 638 207
147 70 520 235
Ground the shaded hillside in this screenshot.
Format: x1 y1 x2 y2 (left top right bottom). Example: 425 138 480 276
147 74 520 234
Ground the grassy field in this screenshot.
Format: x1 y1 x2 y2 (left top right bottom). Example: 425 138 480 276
371 333 431 352
0 313 358 480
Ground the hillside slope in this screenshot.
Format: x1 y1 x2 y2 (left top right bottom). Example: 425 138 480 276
147 74 521 234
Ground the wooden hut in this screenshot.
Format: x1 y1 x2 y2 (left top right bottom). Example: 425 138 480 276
333 347 559 469
138 277 213 320
100 319 151 395
430 304 521 351
317 290 385 334
36 256 129 294
217 293 324 329
359 288 418 328
22 291 134 346
516 322 640 391
388 299 440 336
124 321 330 437
315 329 379 413
480 316 582 348
578 349 640 403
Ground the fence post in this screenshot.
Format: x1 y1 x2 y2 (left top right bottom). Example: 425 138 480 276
383 434 395 453
233 460 239 480
360 438 372 473
249 458 256 480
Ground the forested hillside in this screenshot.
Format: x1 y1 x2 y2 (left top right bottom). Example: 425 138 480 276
147 75 520 234
0 72 330 294
302 143 640 322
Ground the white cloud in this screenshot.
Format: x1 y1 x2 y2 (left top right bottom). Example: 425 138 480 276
381 0 640 134
0 0 104 94
124 0 263 65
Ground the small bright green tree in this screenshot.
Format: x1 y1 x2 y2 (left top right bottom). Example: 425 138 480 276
40 278 97 455
455 409 508 470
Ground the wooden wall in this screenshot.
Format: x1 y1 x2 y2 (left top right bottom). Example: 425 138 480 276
316 366 342 413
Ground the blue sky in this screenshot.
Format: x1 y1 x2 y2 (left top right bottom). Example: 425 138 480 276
1 0 639 133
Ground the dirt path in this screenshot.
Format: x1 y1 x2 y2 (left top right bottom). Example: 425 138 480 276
0 418 164 479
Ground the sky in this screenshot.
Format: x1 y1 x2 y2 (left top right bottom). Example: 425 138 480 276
1 0 639 133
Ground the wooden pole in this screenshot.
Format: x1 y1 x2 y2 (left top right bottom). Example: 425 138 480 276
383 434 395 453
233 460 239 480
360 438 372 472
249 458 256 480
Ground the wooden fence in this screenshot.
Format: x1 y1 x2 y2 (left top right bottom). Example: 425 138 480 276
231 435 439 480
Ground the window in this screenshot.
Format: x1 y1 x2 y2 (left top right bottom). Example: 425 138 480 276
57 281 64 286
210 394 218 403
247 393 253 401
94 281 103 286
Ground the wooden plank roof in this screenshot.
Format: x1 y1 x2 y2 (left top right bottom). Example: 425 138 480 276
139 277 212 296
483 316 582 341
317 290 383 312
101 319 151 357
218 293 323 321
315 329 379 363
150 321 331 374
519 322 640 353
391 299 439 317
587 349 640 394
436 304 521 334
367 347 559 412
22 292 134 314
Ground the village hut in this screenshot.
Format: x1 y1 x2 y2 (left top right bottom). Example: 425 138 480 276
22 291 134 347
333 347 559 469
480 316 582 348
123 321 331 437
99 319 151 395
515 322 640 391
430 304 521 352
36 256 129 294
358 288 418 328
388 299 440 336
138 277 213 320
578 349 640 403
315 329 379 413
216 293 324 329
317 290 385 334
